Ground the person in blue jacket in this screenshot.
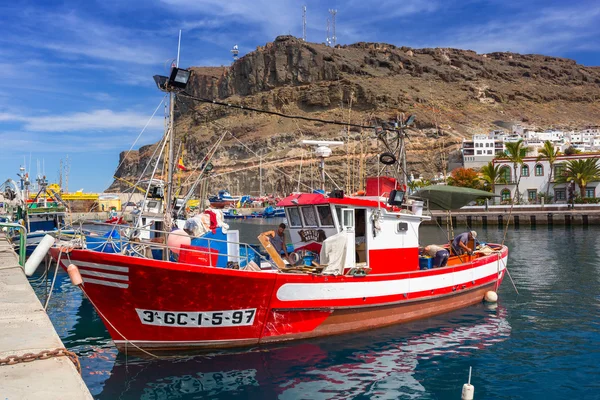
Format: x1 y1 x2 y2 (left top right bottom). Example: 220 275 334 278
452 230 477 256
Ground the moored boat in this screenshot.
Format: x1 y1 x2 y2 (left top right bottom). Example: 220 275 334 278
208 190 238 209
43 60 507 354
49 180 507 353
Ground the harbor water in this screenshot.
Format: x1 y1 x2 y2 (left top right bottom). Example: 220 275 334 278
32 222 600 399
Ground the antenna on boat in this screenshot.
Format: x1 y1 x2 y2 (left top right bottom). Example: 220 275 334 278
376 115 416 187
301 140 343 191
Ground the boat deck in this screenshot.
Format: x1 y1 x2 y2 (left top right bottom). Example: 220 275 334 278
0 233 92 399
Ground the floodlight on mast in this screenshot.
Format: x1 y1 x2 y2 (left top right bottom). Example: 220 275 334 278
301 140 344 191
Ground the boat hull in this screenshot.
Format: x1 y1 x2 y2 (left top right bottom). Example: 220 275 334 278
50 246 507 352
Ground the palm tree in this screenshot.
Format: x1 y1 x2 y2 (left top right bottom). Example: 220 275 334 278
504 140 530 203
554 158 600 198
536 141 560 199
480 162 507 203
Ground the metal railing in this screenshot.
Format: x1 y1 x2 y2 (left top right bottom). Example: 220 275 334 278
0 222 26 266
73 221 278 270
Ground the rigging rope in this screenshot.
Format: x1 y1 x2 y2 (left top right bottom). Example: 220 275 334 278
177 91 402 133
108 95 166 189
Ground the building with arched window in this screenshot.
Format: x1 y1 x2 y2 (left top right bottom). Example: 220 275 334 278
493 154 600 204
535 164 543 176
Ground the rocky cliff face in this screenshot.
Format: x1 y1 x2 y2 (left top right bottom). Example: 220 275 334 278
108 36 600 195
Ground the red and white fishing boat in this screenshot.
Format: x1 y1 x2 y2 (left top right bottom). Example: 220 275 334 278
49 179 507 353
42 62 508 353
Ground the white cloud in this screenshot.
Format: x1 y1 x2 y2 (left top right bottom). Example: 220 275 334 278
1 109 163 132
1 10 169 65
439 3 600 55
159 0 300 38
84 92 117 102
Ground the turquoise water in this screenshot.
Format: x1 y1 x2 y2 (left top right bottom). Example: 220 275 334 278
33 224 600 399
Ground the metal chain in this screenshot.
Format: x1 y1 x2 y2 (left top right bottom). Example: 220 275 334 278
0 348 81 374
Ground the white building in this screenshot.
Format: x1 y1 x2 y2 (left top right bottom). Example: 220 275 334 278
462 132 505 169
463 126 600 170
492 154 600 204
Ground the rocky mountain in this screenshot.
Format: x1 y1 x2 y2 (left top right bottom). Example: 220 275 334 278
108 35 600 196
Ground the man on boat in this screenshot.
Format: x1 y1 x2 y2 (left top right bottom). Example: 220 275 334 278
424 245 450 268
451 230 477 256
267 223 290 262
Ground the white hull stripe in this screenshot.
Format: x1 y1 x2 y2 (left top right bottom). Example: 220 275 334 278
79 269 129 281
83 278 129 289
73 261 129 273
277 256 507 301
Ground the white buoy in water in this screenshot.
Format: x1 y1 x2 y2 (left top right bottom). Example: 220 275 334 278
484 290 498 303
461 366 475 400
24 234 55 276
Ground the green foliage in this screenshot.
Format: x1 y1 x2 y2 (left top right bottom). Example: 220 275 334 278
408 179 429 192
479 162 507 193
564 146 581 156
553 158 600 198
503 139 530 203
537 193 554 203
447 168 482 190
504 140 530 162
574 197 600 204
536 141 560 164
536 140 560 200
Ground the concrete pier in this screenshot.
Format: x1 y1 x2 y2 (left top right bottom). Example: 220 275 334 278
423 205 600 227
0 234 92 399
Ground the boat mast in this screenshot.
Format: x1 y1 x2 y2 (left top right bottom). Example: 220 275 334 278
259 157 263 197
165 30 182 220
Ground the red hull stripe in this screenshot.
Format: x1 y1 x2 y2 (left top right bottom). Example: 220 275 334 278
276 257 506 301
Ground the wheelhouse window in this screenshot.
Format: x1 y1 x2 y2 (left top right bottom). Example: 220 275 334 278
316 205 334 227
286 207 302 227
521 164 529 177
334 206 342 226
501 189 511 202
535 164 543 176
301 206 318 227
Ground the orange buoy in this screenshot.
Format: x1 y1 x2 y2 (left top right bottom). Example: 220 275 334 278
67 264 83 286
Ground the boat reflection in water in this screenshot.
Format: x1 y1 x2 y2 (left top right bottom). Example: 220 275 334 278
98 305 510 399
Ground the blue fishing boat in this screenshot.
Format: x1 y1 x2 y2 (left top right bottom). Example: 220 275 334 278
1 167 74 255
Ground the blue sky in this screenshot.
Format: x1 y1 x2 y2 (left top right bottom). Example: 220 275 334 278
1 0 599 192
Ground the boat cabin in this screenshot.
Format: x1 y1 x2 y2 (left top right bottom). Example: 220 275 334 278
278 177 429 275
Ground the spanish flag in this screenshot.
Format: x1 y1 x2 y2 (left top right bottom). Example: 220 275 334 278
177 157 188 171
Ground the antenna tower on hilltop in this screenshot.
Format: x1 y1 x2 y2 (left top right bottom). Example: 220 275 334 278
328 9 337 46
326 18 331 46
302 5 307 41
231 44 239 63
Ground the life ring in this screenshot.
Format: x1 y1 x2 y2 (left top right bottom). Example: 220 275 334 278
379 152 397 165
354 190 366 196
288 251 300 265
